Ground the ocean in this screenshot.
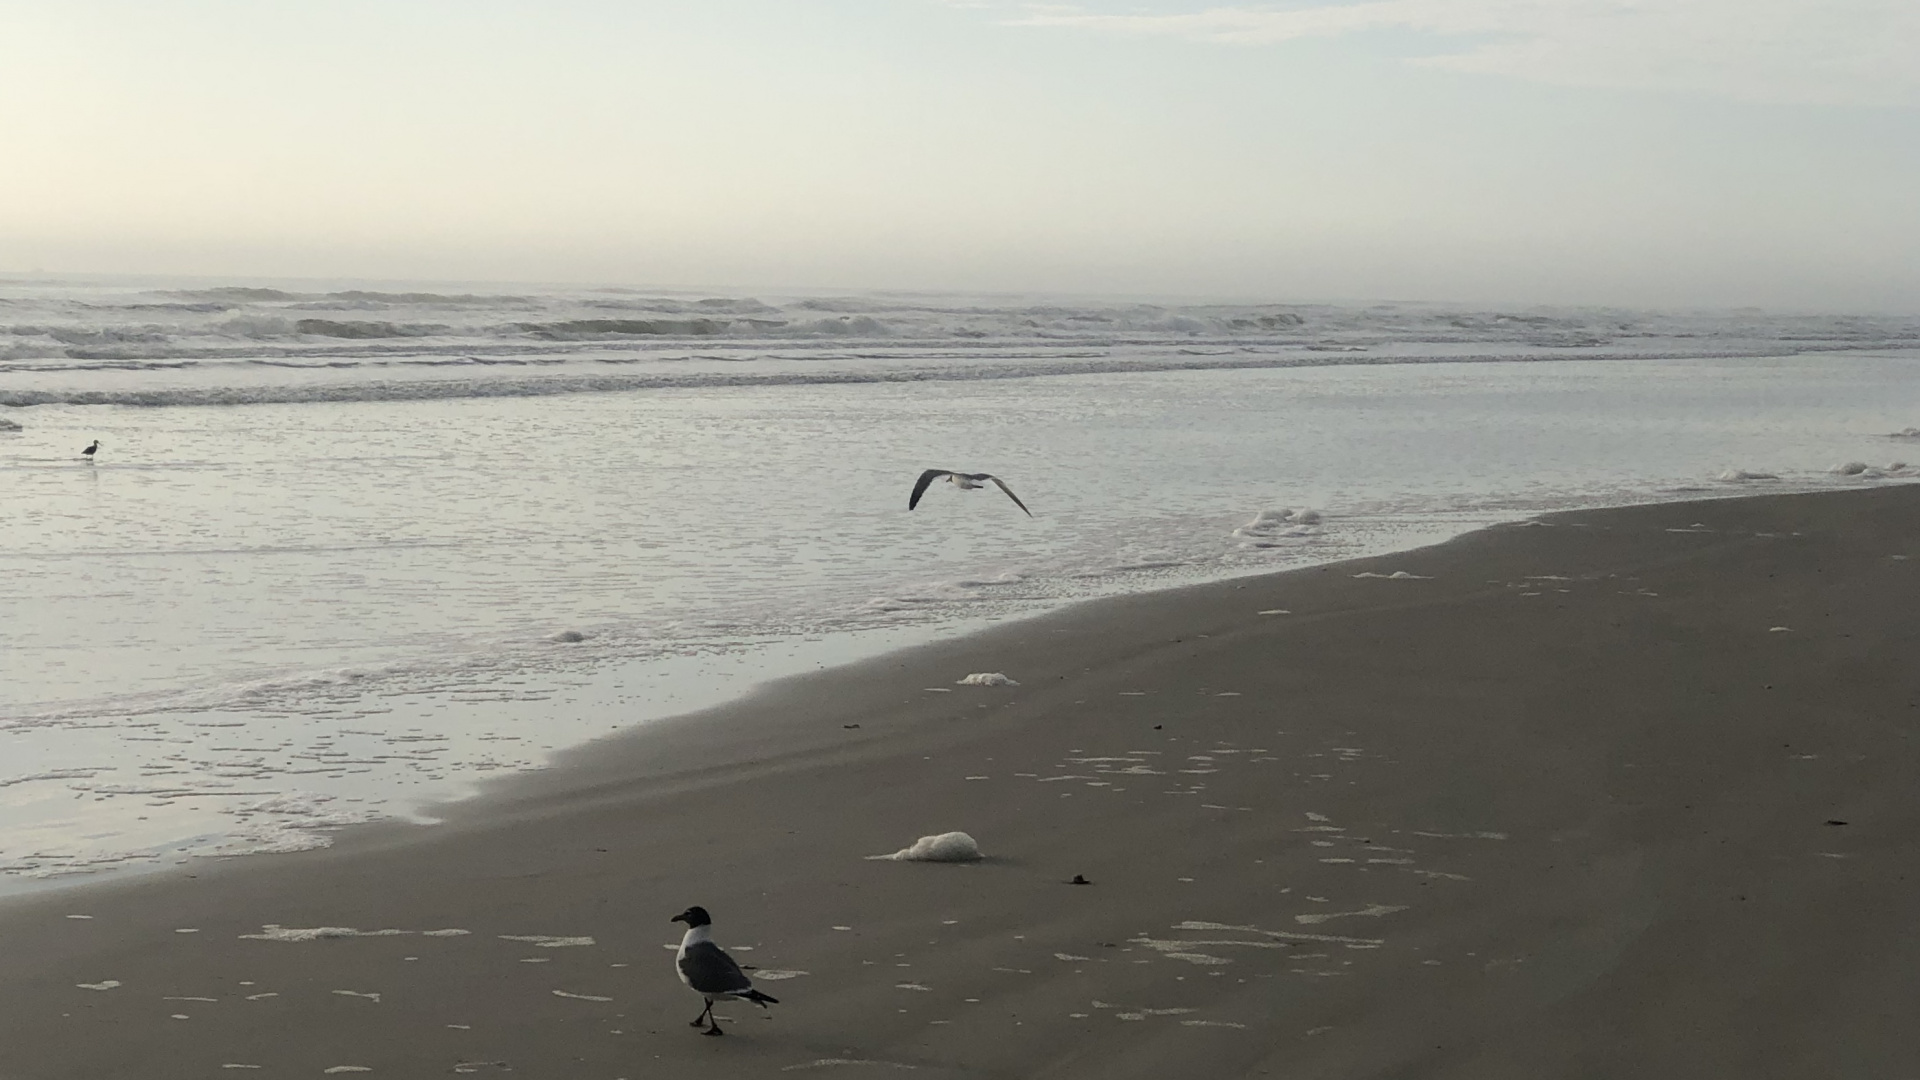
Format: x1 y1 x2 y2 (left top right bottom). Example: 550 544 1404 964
3 276 1917 890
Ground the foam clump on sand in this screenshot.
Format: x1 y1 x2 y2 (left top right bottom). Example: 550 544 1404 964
549 630 588 643
1717 469 1778 481
1353 571 1430 580
956 672 1019 687
1889 428 1920 439
868 831 984 862
0 417 21 432
1232 508 1323 547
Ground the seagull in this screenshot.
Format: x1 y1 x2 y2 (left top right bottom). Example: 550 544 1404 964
671 906 779 1036
80 439 100 461
908 469 1032 516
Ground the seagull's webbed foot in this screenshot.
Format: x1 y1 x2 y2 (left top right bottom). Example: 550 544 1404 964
703 1021 725 1036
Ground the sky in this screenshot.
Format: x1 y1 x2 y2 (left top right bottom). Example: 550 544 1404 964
2 0 1917 309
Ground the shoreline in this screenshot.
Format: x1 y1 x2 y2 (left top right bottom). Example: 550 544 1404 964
2 483 1918 1077
2 479 1912 880
1 475 1895 900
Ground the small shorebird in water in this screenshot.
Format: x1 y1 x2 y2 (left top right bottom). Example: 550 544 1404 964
908 469 1032 516
671 906 779 1036
80 439 100 461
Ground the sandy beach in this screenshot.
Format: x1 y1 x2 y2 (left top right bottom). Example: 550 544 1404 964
2 484 1917 1079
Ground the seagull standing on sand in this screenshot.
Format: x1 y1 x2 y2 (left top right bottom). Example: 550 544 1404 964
80 439 100 461
908 469 1032 516
671 906 779 1036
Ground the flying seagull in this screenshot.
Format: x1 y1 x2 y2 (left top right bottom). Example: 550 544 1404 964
80 439 100 461
671 906 779 1036
908 469 1032 516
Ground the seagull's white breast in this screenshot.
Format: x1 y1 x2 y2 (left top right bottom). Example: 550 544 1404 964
675 925 709 989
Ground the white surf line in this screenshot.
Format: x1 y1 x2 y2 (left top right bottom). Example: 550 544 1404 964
332 990 382 1003
1294 904 1407 925
1407 830 1508 840
1132 937 1293 951
499 935 595 947
753 970 811 980
239 924 471 941
75 980 121 991
1173 920 1387 946
782 1060 918 1072
1115 1006 1198 1020
1128 936 1286 965
552 990 613 1002
1402 867 1472 881
241 925 409 941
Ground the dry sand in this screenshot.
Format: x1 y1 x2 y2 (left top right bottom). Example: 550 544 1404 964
2 486 1918 1079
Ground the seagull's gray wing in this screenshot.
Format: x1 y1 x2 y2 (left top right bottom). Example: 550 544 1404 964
984 475 1032 517
679 941 754 995
908 469 952 511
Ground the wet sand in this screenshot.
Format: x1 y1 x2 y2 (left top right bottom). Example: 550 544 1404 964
2 486 1918 1079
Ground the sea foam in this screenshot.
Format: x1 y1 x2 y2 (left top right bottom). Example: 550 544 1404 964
868 831 984 862
1232 508 1323 547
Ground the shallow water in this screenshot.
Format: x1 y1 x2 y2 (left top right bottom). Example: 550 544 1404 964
3 280 1917 891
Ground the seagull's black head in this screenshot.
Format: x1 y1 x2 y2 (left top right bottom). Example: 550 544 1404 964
671 905 712 928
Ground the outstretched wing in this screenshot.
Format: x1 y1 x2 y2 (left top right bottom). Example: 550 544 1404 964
679 941 754 995
908 469 951 511
984 476 1032 517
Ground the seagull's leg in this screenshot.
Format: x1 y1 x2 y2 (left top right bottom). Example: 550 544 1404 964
703 1010 725 1037
690 1000 713 1028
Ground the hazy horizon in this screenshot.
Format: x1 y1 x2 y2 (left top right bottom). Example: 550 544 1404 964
4 1 1917 310
3 268 1911 319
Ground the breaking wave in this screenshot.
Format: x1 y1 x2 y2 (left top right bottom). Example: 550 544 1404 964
0 347 1851 409
5 281 1919 408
